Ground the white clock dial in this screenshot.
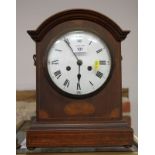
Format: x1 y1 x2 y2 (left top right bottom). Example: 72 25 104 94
47 31 112 96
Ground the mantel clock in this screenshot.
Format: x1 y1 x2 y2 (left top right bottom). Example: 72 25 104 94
26 9 133 148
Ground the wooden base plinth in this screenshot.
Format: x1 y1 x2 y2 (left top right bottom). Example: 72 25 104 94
26 119 133 148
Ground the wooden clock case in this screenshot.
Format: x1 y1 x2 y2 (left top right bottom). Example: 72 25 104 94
26 9 133 148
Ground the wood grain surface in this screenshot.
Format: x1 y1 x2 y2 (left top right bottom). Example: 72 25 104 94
16 88 128 102
24 9 133 148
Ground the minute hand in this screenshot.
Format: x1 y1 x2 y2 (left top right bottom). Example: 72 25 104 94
64 38 79 61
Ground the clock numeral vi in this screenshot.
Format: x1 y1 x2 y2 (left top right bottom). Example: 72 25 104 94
63 79 70 88
96 71 103 79
54 70 61 79
77 83 81 90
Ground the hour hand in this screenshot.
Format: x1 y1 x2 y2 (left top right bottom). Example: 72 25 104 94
77 73 81 90
77 73 81 81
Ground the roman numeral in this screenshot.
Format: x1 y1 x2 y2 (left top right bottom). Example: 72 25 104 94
64 38 70 45
63 79 70 88
77 83 81 90
89 81 94 86
99 60 106 65
55 49 62 52
51 60 59 64
96 71 103 79
89 41 92 45
54 70 61 79
96 48 102 53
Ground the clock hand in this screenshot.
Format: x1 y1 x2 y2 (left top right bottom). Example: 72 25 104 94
64 38 83 91
64 38 83 67
77 62 82 90
64 38 79 61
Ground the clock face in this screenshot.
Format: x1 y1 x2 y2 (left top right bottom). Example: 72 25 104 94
47 31 112 97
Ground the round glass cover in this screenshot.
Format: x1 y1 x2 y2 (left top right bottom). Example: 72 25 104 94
47 31 112 96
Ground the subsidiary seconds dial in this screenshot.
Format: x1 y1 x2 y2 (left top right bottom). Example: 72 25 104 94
47 31 112 97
